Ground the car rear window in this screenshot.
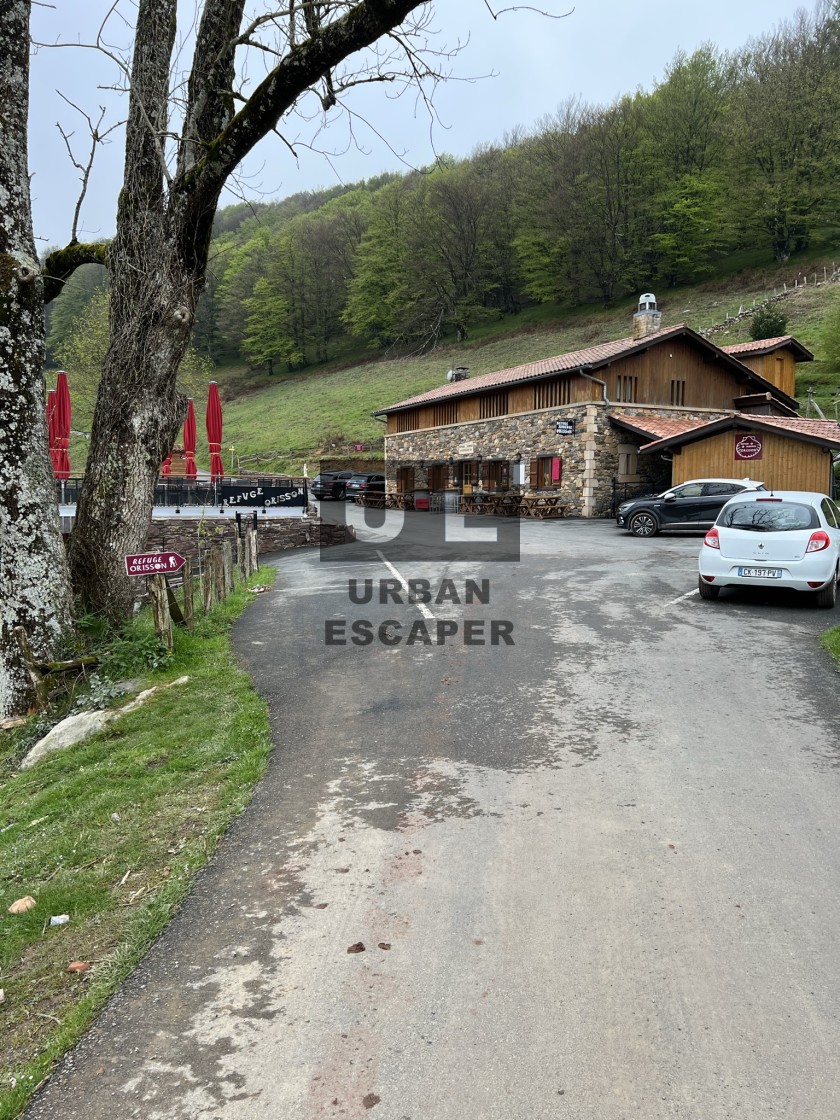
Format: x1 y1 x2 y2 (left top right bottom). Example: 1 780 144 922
720 501 819 532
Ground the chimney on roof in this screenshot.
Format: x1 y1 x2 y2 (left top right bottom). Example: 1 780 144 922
633 293 662 340
446 366 470 383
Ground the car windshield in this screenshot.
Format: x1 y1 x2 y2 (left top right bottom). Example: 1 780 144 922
720 501 819 532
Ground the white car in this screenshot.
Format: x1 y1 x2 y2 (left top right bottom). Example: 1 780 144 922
698 490 840 608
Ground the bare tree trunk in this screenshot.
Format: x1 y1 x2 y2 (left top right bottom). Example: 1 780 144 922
65 0 440 619
0 0 75 718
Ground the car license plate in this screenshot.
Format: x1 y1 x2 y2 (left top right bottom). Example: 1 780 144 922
738 567 782 579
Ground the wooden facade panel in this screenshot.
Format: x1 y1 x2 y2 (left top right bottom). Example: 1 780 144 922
607 338 743 410
736 352 796 398
457 396 481 422
672 429 831 492
509 386 534 414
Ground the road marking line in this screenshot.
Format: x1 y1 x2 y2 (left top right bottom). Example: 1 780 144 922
376 551 435 620
668 588 700 605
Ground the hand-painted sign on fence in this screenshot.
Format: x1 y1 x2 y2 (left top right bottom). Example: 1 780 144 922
734 433 763 461
125 552 186 576
223 484 307 508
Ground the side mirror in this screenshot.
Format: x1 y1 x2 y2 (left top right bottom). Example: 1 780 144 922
663 493 677 503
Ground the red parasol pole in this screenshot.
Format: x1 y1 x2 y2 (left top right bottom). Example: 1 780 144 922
206 382 224 482
46 389 58 475
183 399 198 479
54 371 72 480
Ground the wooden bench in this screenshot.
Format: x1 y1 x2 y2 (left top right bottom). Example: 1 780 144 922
386 492 414 510
356 492 386 509
519 495 565 519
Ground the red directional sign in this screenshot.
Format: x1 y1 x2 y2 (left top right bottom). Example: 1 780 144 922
124 551 186 576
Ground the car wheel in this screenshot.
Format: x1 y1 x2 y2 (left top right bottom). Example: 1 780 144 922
698 577 720 601
814 567 838 609
335 486 346 500
629 511 658 537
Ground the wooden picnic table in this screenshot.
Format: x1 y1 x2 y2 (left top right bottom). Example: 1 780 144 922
356 492 386 509
386 492 414 510
459 491 522 517
492 492 522 517
519 494 565 519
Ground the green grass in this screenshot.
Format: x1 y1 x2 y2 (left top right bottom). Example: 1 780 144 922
822 626 840 666
0 570 274 1119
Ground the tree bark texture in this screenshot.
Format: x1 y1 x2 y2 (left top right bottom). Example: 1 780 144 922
69 0 427 619
0 0 75 717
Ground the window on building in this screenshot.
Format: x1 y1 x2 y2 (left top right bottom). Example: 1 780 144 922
479 391 509 419
534 379 571 410
670 379 686 406
617 450 638 479
529 456 562 490
432 401 459 427
487 460 511 490
456 460 481 489
396 466 415 493
616 375 638 403
428 464 448 491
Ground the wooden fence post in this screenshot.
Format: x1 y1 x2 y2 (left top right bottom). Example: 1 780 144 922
149 575 173 650
236 535 245 581
222 541 234 595
183 558 194 630
247 529 259 575
212 547 225 602
201 552 213 614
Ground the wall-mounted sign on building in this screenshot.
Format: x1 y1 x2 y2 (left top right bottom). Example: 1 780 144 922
456 442 475 457
734 433 763 461
555 419 576 436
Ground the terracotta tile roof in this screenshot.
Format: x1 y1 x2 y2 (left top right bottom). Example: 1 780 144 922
721 336 814 361
376 324 695 412
639 412 840 451
735 414 840 440
376 322 803 415
610 415 711 441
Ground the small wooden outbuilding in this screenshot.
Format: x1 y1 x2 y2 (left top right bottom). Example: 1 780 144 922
639 414 840 495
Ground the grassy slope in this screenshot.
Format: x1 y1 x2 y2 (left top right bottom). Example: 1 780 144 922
215 249 840 473
0 576 273 1119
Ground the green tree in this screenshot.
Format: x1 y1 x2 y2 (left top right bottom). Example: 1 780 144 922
749 304 788 341
45 260 109 362
728 6 840 260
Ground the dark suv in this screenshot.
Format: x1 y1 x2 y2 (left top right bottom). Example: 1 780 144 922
311 470 354 500
346 473 386 501
616 478 765 537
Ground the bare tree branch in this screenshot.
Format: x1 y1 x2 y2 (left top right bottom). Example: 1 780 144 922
55 97 121 243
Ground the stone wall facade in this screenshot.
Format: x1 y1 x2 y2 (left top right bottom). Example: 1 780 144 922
385 402 729 517
144 516 354 561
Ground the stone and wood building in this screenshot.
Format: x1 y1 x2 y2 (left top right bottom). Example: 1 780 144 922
374 297 840 515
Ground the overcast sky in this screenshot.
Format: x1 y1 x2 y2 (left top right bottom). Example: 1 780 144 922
28 0 804 247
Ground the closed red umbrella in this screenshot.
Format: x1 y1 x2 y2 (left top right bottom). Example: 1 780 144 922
46 389 58 474
206 381 224 482
183 398 197 478
54 371 71 480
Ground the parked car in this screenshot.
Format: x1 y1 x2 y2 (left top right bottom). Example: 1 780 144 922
616 478 765 537
698 490 840 608
346 473 386 501
311 470 354 500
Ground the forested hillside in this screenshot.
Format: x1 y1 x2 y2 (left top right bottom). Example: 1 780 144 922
45 1 840 471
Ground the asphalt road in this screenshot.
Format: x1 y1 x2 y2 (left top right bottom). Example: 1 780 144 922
26 512 840 1120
